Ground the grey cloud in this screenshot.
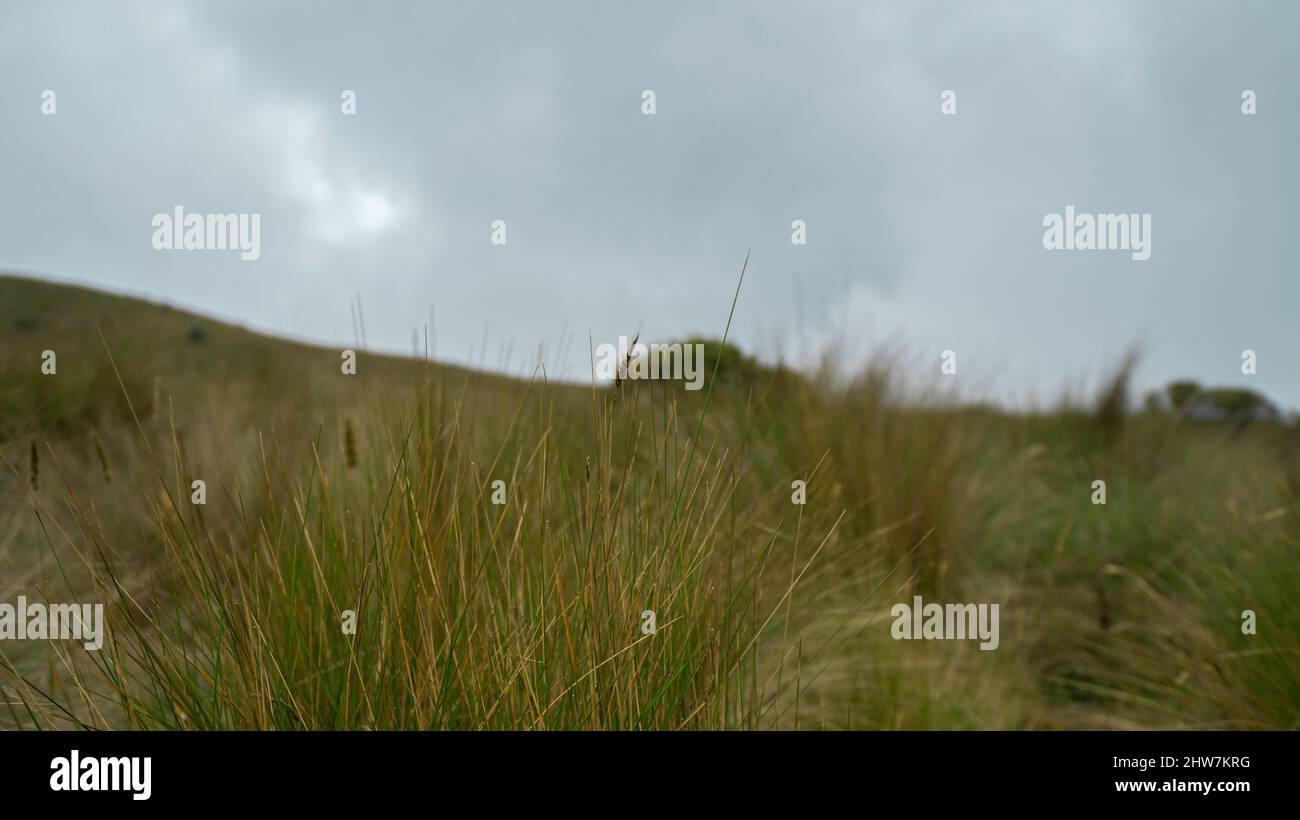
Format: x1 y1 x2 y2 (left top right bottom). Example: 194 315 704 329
2 0 1296 407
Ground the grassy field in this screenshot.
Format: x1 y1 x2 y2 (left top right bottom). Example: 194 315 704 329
1 273 1297 729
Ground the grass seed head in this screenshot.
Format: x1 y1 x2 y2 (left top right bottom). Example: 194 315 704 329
92 432 111 482
343 418 359 469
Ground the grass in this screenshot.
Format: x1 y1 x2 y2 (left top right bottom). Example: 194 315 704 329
1 273 1297 729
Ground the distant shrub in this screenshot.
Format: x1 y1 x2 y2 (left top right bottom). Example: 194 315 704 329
1161 381 1280 426
1192 387 1279 423
682 337 801 393
1166 380 1201 409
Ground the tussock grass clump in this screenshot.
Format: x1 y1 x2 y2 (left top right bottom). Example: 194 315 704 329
6 375 863 729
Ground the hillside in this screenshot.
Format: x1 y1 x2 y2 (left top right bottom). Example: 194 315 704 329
1 274 1298 730
0 275 542 443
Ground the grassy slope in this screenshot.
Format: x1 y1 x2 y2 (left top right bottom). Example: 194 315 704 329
1 274 1297 729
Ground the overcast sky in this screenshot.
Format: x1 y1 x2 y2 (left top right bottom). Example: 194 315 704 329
3 1 1297 408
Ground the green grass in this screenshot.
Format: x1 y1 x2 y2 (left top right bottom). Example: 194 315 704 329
1 273 1297 729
